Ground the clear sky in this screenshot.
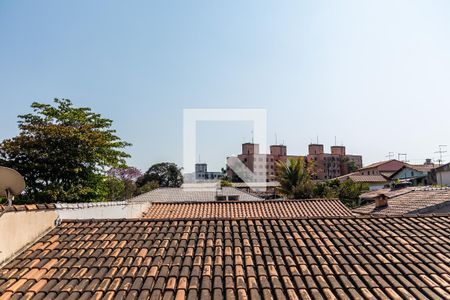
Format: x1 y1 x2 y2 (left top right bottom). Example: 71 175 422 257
1 1 450 172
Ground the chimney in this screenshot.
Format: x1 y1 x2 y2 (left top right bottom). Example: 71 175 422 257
374 193 388 208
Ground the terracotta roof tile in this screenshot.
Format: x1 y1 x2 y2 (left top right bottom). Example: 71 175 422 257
353 188 450 215
143 199 353 219
1 215 449 299
0 204 55 215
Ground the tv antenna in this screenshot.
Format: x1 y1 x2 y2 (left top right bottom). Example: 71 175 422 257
0 167 26 206
386 152 395 160
435 145 447 166
398 153 408 163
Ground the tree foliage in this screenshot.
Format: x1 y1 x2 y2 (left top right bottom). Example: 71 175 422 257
137 162 183 188
275 157 368 207
276 157 315 199
0 99 131 203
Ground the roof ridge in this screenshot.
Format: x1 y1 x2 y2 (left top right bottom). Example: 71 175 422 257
59 213 450 224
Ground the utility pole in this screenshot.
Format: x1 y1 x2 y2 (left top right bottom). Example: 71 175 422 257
386 152 395 160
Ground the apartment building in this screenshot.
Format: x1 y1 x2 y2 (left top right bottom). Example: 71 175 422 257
306 144 363 180
226 143 302 182
227 142 362 182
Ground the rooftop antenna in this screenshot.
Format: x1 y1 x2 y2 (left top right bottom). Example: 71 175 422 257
386 152 395 160
316 135 319 144
334 136 337 146
0 167 26 206
251 130 254 144
398 153 408 163
275 133 278 145
435 145 447 166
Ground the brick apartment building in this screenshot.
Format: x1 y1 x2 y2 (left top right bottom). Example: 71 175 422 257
307 144 363 180
227 142 362 182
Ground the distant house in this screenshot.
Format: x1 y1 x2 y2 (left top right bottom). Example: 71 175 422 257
353 187 450 215
336 172 388 191
431 162 450 186
390 164 434 186
357 159 405 177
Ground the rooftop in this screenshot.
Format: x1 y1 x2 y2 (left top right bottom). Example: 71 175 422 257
130 187 262 203
1 215 449 299
337 173 388 183
143 199 353 219
353 188 450 215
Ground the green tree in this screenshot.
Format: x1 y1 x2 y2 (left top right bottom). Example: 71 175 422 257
276 157 314 199
137 181 160 194
103 176 126 201
137 162 183 188
338 179 369 208
313 179 340 198
0 99 130 203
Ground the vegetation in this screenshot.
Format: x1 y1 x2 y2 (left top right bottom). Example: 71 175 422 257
136 162 183 189
0 99 131 203
105 167 143 200
220 178 232 187
276 158 369 207
276 157 315 199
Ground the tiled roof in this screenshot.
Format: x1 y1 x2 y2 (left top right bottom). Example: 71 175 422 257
406 164 436 173
359 187 414 200
359 160 397 170
353 188 450 215
143 199 353 219
1 215 449 299
130 187 262 203
231 182 280 188
0 203 56 215
337 173 388 183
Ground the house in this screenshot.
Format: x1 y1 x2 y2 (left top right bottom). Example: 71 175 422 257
389 164 433 186
430 162 450 186
353 187 450 215
336 172 388 191
357 159 405 177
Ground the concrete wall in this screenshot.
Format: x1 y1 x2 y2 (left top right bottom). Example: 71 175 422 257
0 210 58 265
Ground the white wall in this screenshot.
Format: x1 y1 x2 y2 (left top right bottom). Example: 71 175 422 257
437 171 450 186
0 210 58 265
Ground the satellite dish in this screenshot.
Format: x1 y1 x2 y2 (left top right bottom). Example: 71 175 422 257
0 167 26 206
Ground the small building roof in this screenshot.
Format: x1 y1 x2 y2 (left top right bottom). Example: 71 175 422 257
143 199 353 219
353 187 450 215
231 182 280 188
337 172 388 183
129 187 262 203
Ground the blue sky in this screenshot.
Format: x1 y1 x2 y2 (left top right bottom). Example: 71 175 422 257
1 1 450 171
